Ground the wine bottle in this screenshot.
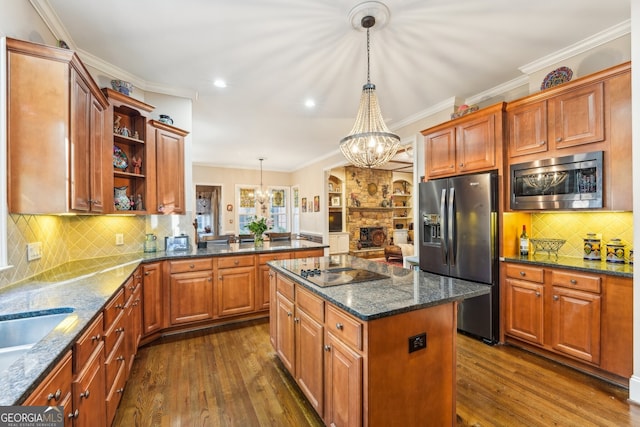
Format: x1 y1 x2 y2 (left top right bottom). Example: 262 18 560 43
520 225 529 256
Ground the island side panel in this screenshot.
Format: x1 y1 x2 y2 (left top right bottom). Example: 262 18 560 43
364 302 457 427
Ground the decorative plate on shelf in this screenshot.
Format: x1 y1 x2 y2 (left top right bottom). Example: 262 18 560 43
113 145 128 170
540 66 573 90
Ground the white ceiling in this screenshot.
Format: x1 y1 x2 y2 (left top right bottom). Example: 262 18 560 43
39 0 630 172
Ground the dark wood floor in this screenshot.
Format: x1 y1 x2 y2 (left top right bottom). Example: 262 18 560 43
113 319 640 427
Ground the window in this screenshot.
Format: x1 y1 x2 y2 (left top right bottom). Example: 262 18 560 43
269 187 289 232
237 187 258 233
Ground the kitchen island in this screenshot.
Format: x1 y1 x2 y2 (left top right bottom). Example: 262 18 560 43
268 255 491 427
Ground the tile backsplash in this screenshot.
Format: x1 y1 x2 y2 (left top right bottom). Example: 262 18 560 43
531 212 633 258
0 213 193 290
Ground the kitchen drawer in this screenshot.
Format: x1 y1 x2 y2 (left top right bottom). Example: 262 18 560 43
551 270 601 293
505 264 544 283
74 313 103 373
104 289 125 331
104 311 125 358
326 305 363 351
169 258 213 273
123 270 141 301
23 350 72 407
294 248 324 258
296 285 324 323
104 332 125 390
217 255 255 269
276 274 295 301
106 360 126 427
258 251 292 265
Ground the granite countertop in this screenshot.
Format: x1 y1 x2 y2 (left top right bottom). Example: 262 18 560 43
502 255 633 278
268 255 491 321
0 240 326 405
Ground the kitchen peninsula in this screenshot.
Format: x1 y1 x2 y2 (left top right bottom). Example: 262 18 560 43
268 255 491 426
0 239 325 425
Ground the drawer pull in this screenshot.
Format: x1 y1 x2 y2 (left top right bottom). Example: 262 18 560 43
234 260 240 265
336 323 344 330
519 271 526 277
116 327 125 333
116 303 125 310
69 409 79 419
117 388 125 394
570 279 577 284
80 390 90 399
189 264 195 269
117 355 125 362
47 389 62 402
90 335 101 342
553 295 559 301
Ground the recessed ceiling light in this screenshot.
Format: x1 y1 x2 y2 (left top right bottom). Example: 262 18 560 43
304 99 316 108
213 79 227 88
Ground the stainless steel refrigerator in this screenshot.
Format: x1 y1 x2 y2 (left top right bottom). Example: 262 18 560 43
419 171 499 343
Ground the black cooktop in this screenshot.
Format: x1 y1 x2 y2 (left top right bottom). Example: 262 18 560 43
300 267 389 287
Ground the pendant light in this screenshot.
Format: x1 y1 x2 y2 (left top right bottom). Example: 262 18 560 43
254 158 269 205
340 6 400 168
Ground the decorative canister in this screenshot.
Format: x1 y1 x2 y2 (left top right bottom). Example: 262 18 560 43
583 233 602 261
605 238 626 264
144 234 157 253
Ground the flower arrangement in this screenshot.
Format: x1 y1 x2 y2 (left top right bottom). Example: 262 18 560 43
247 216 272 240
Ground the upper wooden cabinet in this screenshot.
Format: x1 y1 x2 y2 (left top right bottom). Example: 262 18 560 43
147 120 188 214
422 103 505 179
505 62 631 211
507 81 604 157
7 38 109 214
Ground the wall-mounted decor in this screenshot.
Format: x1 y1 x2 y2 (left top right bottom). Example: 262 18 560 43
331 196 341 207
314 195 320 212
301 197 307 212
272 189 285 207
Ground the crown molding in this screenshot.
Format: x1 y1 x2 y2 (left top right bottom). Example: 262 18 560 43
519 20 630 75
30 0 196 100
465 74 529 106
391 96 457 130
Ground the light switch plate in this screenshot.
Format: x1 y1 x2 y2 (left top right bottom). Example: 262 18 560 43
27 242 42 261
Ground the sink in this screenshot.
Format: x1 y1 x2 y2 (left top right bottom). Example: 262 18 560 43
0 308 74 373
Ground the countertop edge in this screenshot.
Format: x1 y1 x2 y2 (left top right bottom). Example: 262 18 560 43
502 256 633 278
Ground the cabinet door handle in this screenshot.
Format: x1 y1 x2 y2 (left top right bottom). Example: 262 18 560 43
556 137 562 142
570 279 577 284
145 271 151 276
324 345 331 352
519 271 526 276
336 323 344 330
535 291 541 297
218 276 223 280
117 355 125 362
80 389 90 399
208 277 212 282
287 312 293 317
539 140 546 145
294 317 300 323
553 295 559 301
117 388 125 394
450 165 454 169
90 334 101 342
47 389 62 402
69 409 79 419
459 162 464 167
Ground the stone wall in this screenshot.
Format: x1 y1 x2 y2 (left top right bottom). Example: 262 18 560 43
345 167 394 253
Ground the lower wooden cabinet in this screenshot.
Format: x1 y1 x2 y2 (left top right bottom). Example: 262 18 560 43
142 261 163 336
324 332 362 427
216 255 255 317
502 262 630 383
169 269 214 325
23 351 73 426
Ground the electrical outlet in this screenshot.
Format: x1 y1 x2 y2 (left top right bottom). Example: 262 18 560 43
27 242 42 261
115 233 124 246
408 332 427 353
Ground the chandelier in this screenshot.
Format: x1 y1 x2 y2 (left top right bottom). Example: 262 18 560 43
253 158 270 206
340 5 400 168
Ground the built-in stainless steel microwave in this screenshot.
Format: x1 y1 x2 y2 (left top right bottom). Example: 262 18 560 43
510 151 603 210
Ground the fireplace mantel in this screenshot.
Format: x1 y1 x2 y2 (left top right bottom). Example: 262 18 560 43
348 207 393 213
